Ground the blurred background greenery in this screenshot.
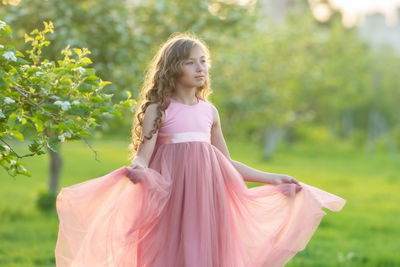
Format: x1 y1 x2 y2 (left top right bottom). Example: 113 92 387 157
1 0 399 266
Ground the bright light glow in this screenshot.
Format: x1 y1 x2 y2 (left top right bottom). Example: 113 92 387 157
2 0 21 5
328 0 400 27
313 3 332 22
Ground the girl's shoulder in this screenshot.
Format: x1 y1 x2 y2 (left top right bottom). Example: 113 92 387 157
199 98 216 108
199 99 218 126
199 99 217 111
145 101 166 123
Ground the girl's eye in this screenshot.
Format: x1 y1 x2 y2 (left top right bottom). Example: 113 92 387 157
186 60 207 65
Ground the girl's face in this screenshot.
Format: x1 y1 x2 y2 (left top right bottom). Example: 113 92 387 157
177 45 208 89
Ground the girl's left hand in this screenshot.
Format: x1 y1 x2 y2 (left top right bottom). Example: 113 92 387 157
269 174 302 192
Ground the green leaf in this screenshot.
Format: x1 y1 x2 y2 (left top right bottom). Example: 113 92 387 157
80 57 93 65
0 24 12 35
88 121 100 127
79 129 91 136
99 105 113 113
89 95 103 103
73 48 82 56
99 80 112 88
31 117 44 132
41 103 59 112
27 67 40 75
120 101 132 108
68 105 90 116
12 131 24 141
17 163 31 177
15 51 24 57
28 141 40 153
77 82 92 93
92 114 104 123
83 75 100 86
83 68 96 76
102 93 113 100
24 33 34 43
7 113 17 129
47 136 61 153
113 109 122 118
83 74 99 81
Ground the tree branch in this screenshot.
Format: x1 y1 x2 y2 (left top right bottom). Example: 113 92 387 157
10 85 57 118
0 137 37 158
82 137 100 162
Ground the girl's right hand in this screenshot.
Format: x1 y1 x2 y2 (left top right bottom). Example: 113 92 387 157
126 158 148 183
129 157 148 170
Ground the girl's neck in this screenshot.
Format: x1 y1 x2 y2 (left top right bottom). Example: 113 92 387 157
170 94 198 106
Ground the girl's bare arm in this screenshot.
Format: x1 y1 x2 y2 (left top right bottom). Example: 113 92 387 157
130 103 162 168
210 104 300 186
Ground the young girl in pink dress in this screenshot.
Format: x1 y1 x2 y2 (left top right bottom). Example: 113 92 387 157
55 33 346 267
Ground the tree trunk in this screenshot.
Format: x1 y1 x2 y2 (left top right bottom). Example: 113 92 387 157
342 109 354 138
48 145 63 195
366 110 386 154
263 124 285 159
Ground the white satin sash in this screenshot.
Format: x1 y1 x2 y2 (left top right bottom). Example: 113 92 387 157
156 131 211 144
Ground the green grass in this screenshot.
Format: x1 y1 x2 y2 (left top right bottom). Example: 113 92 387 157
230 139 400 267
0 138 399 266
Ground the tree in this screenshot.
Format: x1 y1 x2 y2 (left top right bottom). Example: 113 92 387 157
0 20 134 198
1 0 257 137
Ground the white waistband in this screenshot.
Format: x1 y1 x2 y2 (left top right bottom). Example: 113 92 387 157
156 131 211 144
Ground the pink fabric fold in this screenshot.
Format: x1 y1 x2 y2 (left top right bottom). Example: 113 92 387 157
55 141 346 267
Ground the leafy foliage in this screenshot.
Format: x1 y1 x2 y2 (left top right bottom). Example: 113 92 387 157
1 0 258 136
2 0 399 156
0 20 135 177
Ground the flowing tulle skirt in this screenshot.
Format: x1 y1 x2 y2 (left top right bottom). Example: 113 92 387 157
55 141 346 267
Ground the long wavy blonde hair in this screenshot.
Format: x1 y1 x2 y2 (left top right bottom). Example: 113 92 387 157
128 32 213 162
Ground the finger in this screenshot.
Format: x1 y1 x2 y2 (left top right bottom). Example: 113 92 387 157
135 162 147 169
295 185 302 193
130 163 144 169
290 177 299 184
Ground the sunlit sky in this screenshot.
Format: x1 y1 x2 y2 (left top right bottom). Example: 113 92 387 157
310 0 400 27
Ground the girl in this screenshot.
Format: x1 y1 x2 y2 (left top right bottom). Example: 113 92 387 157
55 33 346 267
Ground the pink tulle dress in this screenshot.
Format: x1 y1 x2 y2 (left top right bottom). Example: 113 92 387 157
55 97 346 267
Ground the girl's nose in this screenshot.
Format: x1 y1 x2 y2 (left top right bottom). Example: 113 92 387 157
197 62 206 71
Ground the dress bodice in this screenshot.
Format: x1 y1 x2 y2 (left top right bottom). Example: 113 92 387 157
156 98 214 144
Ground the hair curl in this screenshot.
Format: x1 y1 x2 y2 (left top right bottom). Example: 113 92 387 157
128 32 213 162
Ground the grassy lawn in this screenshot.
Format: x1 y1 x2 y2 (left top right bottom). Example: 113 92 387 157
0 138 399 266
